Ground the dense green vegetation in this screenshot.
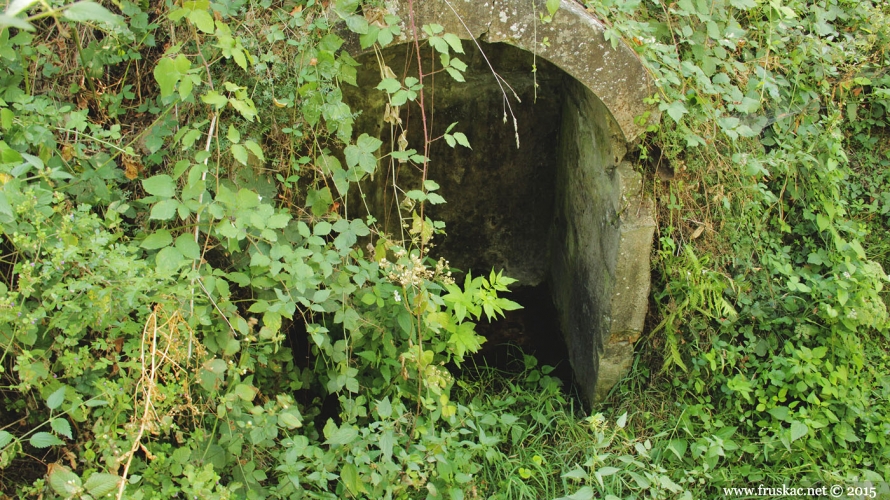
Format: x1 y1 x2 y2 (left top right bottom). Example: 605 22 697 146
0 0 888 498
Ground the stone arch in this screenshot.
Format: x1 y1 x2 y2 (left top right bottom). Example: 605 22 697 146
344 0 658 403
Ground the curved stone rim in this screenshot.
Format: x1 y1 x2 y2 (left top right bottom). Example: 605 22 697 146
381 0 658 144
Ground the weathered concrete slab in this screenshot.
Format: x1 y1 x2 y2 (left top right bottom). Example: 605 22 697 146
383 0 657 143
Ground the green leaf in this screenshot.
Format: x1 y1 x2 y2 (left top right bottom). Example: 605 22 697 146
0 430 13 448
376 397 393 418
51 418 72 440
314 221 333 236
341 462 363 495
231 144 248 166
453 132 471 149
141 229 173 250
244 140 265 161
278 411 303 429
46 386 66 410
663 100 688 123
154 59 180 98
187 9 215 33
555 486 595 500
143 174 177 198
233 383 257 402
201 90 229 108
30 432 64 448
155 246 185 274
48 465 81 496
63 1 123 26
0 13 34 31
616 412 628 429
546 0 560 16
442 33 464 53
84 473 121 497
324 424 358 446
175 233 201 260
790 420 808 442
377 78 401 93
150 199 179 220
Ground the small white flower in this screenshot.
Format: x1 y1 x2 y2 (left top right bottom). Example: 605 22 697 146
394 290 401 302
258 195 263 202
843 272 851 278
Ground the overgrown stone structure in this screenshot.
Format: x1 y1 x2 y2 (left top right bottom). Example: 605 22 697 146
345 0 658 403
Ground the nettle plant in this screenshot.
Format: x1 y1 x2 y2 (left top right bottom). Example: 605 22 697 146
0 0 523 497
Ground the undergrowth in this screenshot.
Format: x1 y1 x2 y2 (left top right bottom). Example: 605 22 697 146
1 0 889 498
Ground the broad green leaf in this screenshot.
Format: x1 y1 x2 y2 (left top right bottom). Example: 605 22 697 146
5 0 40 17
142 174 176 198
377 78 401 93
175 233 201 260
0 430 13 448
63 1 123 27
48 465 81 496
154 59 179 98
314 221 332 236
155 246 185 274
376 397 392 418
324 424 358 446
546 0 560 16
141 229 173 249
555 486 595 500
442 33 464 53
150 199 179 220
187 9 215 33
616 412 628 428
0 13 34 31
790 420 808 442
233 383 257 401
46 386 66 410
51 418 72 439
341 462 363 495
30 432 64 448
201 90 229 108
278 411 303 429
453 132 471 149
84 473 121 497
231 144 248 166
244 140 264 161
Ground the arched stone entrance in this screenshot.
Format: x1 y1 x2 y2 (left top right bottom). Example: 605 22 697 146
345 0 658 403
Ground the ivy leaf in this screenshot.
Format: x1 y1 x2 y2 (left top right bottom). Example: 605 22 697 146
30 432 64 448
